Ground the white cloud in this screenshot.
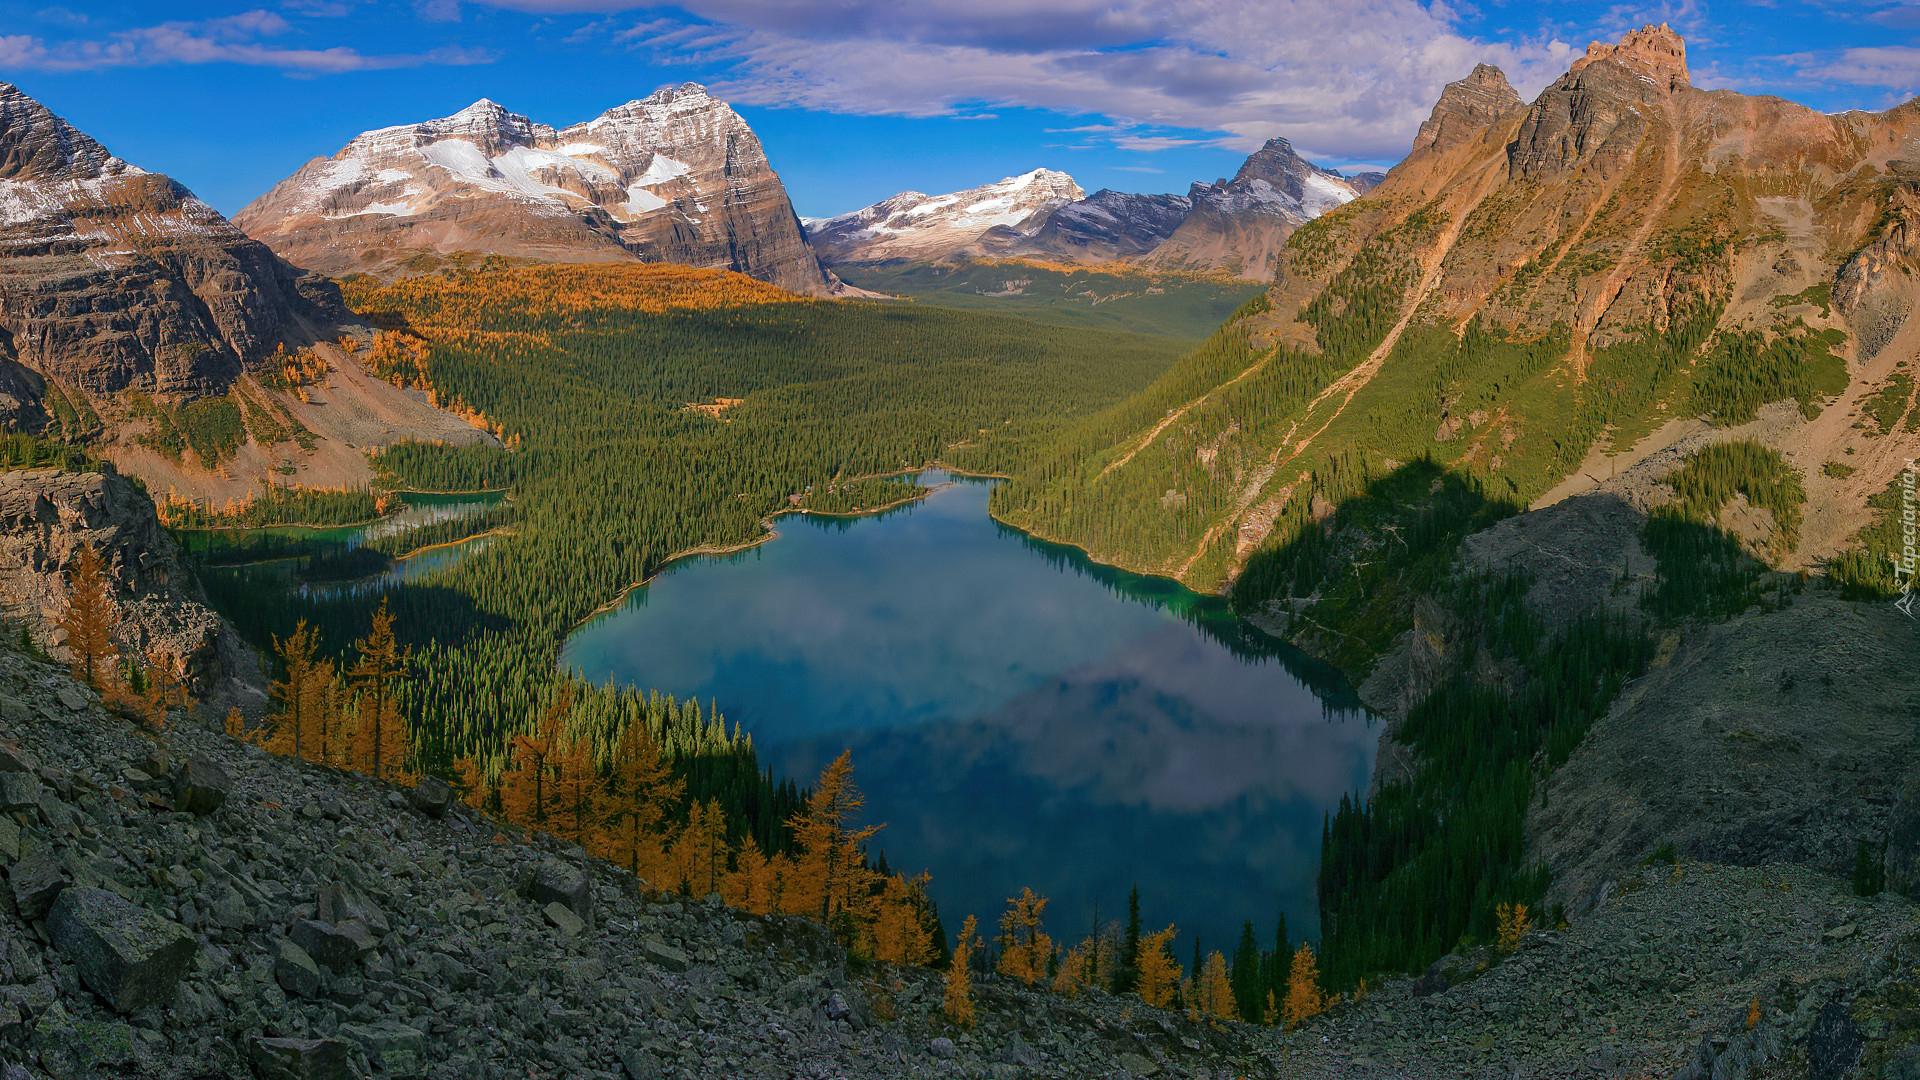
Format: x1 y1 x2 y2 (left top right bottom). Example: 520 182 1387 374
498 0 1579 162
2 8 496 73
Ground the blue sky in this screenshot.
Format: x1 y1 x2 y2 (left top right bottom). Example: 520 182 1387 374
0 1 1907 219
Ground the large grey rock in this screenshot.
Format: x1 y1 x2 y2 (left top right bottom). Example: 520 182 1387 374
341 1020 425 1076
250 1036 354 1080
317 880 389 935
640 936 689 972
8 850 66 919
0 742 39 773
523 859 592 927
288 919 371 972
0 770 40 811
171 756 229 816
46 886 197 1012
273 938 324 999
544 901 584 937
406 776 453 819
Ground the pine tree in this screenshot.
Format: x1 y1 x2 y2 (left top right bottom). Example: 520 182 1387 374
1283 944 1326 1030
1135 926 1181 1009
995 888 1052 986
944 915 978 1027
1231 920 1264 1023
58 543 116 690
1118 884 1142 993
347 600 411 782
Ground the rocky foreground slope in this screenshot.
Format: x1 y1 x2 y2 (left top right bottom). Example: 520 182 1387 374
236 86 833 296
0 617 1917 1080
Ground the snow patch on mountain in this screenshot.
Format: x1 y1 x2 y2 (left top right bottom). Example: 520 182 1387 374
805 169 1085 263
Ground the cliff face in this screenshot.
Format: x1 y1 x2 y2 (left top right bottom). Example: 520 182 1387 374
0 83 346 426
0 467 245 698
234 86 833 296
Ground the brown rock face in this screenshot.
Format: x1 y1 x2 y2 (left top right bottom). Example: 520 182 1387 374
1413 64 1524 156
234 86 833 296
0 467 231 692
0 82 346 423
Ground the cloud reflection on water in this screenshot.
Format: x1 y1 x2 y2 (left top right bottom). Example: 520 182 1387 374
564 475 1375 948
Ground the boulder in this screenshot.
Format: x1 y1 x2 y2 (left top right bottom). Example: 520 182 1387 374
341 1019 426 1077
930 1037 956 1060
8 850 67 919
250 1036 354 1080
289 919 369 972
0 770 40 811
544 901 585 938
170 757 229 816
523 859 592 927
273 938 324 999
0 742 39 773
46 886 197 1012
407 776 453 819
317 881 389 935
640 936 689 973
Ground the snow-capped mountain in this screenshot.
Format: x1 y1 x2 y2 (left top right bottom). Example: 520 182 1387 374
803 169 1086 264
1143 138 1373 279
0 81 344 426
235 85 832 295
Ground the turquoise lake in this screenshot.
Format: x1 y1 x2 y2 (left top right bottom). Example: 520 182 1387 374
562 471 1376 954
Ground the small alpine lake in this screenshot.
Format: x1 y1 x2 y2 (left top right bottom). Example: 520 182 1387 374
562 471 1376 954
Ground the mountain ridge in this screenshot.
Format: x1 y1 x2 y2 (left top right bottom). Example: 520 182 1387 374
235 84 834 296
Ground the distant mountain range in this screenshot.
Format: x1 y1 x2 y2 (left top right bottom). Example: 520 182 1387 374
803 142 1384 279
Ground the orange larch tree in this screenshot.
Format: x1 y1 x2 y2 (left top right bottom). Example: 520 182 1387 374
1282 943 1327 1030
944 915 978 1027
996 887 1053 986
347 600 411 783
1135 926 1182 1009
500 685 571 831
58 543 116 690
786 750 881 932
873 872 935 966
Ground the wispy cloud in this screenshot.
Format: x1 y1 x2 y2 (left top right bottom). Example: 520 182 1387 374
477 0 1580 161
0 8 496 73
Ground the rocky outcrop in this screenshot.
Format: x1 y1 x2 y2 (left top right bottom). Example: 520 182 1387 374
1835 174 1920 361
803 168 1086 265
235 86 834 296
1141 138 1371 279
0 466 237 695
1411 64 1524 156
0 83 347 427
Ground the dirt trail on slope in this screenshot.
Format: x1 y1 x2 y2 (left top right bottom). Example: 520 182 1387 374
1172 169 1503 582
1095 351 1276 480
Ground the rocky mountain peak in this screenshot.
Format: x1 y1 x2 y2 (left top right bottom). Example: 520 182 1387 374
235 86 832 294
803 169 1086 264
1570 23 1689 87
0 82 136 184
1413 63 1523 155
